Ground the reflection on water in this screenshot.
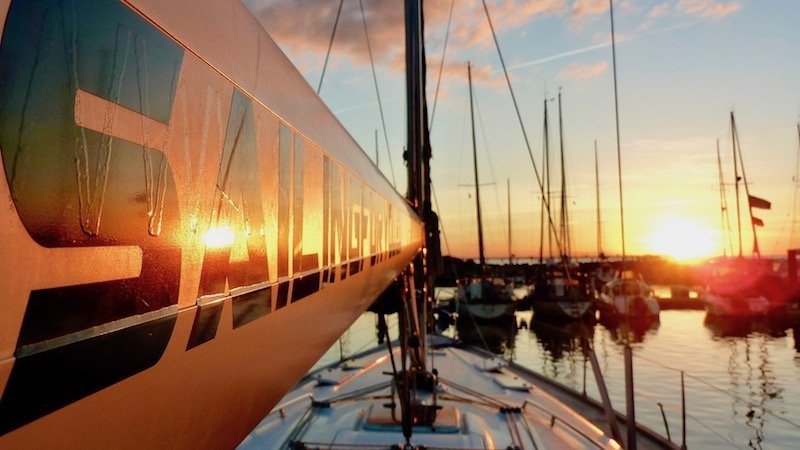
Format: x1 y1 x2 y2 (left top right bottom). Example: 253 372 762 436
529 317 590 362
598 315 661 345
320 309 800 448
794 323 800 354
704 314 791 339
701 314 793 449
454 313 518 357
526 317 594 389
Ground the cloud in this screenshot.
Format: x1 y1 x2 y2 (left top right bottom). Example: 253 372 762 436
649 3 671 18
571 0 607 19
676 0 741 20
244 0 566 74
559 61 608 80
638 2 671 30
243 0 408 69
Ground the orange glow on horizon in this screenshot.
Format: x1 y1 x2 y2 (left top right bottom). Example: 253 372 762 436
644 216 718 262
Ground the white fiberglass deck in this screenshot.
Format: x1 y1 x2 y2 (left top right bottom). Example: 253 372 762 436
240 338 622 449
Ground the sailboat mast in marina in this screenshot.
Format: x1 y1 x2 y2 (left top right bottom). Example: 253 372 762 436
730 111 771 257
529 88 595 321
457 61 515 320
595 140 603 257
791 123 800 247
557 89 571 260
467 62 486 270
507 178 513 264
716 138 733 256
539 95 553 263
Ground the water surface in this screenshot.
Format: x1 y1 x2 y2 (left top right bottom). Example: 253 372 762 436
314 308 800 449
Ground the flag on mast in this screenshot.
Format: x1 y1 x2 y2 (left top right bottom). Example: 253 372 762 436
748 194 771 210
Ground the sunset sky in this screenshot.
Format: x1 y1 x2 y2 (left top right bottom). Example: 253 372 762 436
244 0 800 261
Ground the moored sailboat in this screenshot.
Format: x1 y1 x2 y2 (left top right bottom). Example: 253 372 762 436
531 265 595 321
455 62 515 321
529 91 594 321
699 112 782 318
596 269 660 321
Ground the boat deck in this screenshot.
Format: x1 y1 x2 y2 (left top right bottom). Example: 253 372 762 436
240 337 678 449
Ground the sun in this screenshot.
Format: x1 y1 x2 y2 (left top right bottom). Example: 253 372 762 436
644 217 717 262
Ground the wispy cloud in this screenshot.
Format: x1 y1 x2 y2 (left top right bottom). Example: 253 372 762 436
243 0 408 69
639 2 671 31
244 0 565 74
451 1 566 55
571 0 607 19
635 1 740 34
677 0 741 20
559 61 608 80
650 3 672 18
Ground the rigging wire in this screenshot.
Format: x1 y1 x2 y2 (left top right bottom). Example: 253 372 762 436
317 0 396 187
609 0 625 265
317 0 344 95
358 0 397 187
540 96 553 262
716 138 735 256
479 0 563 260
473 83 506 253
429 0 455 132
633 353 800 430
732 114 761 257
432 184 452 257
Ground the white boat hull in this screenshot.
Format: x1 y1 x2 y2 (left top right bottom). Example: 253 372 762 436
458 302 516 320
241 337 624 449
532 300 594 320
597 295 661 318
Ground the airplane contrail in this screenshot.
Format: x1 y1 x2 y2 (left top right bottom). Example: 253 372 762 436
507 21 699 71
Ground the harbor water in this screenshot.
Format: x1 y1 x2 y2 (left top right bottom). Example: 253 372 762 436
311 299 800 449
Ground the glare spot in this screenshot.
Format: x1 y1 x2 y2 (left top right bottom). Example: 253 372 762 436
203 225 235 249
646 217 717 262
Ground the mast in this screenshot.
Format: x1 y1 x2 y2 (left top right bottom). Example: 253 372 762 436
507 178 512 264
541 97 552 261
401 0 443 444
608 1 636 448
467 62 486 269
594 140 601 257
405 1 422 212
731 111 743 257
558 89 569 260
716 139 733 256
791 123 800 247
731 111 765 257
